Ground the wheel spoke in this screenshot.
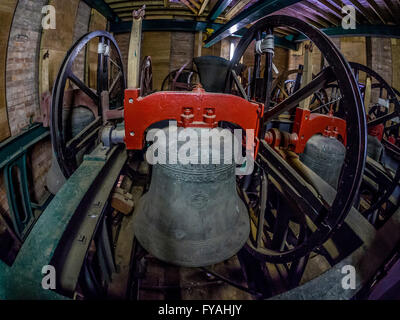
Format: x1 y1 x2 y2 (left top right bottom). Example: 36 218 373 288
264 67 335 122
365 157 393 190
271 199 291 251
109 71 122 93
232 70 248 100
368 111 398 127
256 172 267 248
250 31 262 100
258 142 326 223
66 117 102 154
68 73 99 104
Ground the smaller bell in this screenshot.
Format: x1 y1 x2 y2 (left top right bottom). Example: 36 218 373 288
300 134 346 189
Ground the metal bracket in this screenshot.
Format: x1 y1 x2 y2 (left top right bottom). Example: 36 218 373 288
0 123 51 240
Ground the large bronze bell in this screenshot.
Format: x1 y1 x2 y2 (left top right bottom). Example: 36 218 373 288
133 126 250 267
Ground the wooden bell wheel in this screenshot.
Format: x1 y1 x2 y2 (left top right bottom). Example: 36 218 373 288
51 31 126 178
226 15 367 264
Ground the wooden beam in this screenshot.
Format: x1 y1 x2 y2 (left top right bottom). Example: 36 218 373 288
274 28 292 37
112 4 185 11
179 0 198 14
300 43 313 110
82 0 120 22
364 0 388 23
285 7 330 29
329 0 364 20
343 0 375 24
205 0 303 48
118 10 196 18
317 0 343 18
188 0 200 10
224 0 251 20
318 0 362 24
364 76 372 113
127 7 145 88
115 7 193 14
198 0 210 16
109 1 163 8
301 1 341 26
196 31 203 57
381 0 400 23
41 51 50 94
208 0 234 21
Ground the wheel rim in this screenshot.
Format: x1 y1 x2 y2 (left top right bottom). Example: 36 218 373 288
51 31 126 178
227 15 367 263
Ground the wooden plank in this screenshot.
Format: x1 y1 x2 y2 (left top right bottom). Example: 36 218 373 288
371 38 392 86
364 0 388 23
170 32 194 71
340 37 367 83
347 0 377 24
0 0 17 142
299 42 313 110
340 37 367 65
179 0 198 14
364 76 372 113
188 0 200 10
39 0 80 95
41 52 50 94
198 0 210 16
194 30 221 58
300 1 341 26
141 31 172 90
128 11 144 88
195 31 203 57
316 0 344 18
225 0 251 20
381 0 400 23
392 39 400 93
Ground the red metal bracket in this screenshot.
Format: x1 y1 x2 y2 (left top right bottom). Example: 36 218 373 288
368 123 384 141
124 87 263 151
292 108 347 154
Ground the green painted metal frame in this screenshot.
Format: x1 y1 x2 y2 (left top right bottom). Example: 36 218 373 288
83 0 120 23
204 0 303 48
4 153 35 241
0 123 51 241
207 0 234 22
293 25 400 42
0 145 126 299
0 123 49 169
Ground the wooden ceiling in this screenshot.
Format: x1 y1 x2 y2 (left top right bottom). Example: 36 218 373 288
104 0 400 25
103 0 400 46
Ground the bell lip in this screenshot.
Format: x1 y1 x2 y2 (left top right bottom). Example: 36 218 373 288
133 194 250 268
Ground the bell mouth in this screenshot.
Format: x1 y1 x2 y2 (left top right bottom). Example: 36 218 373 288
133 193 250 267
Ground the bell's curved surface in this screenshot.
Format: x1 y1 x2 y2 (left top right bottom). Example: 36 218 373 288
367 134 383 162
300 134 346 189
133 126 250 267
